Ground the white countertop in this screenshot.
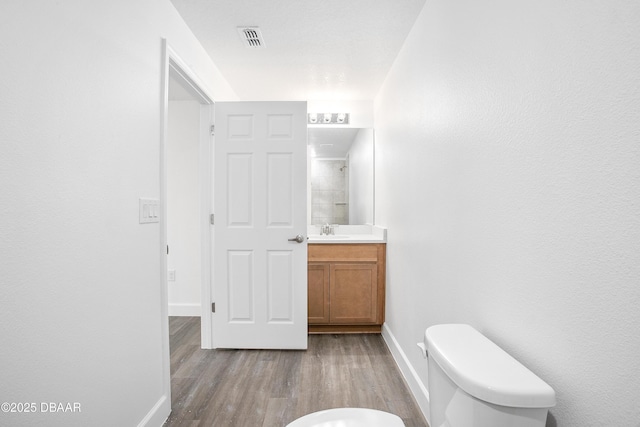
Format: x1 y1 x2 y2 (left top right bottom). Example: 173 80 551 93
307 225 386 244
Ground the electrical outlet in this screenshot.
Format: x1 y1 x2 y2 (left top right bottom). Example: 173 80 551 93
168 269 176 281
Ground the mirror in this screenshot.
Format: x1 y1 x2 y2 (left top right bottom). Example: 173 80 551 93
308 128 374 225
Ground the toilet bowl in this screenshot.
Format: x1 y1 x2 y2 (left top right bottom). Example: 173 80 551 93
286 408 405 427
425 324 556 427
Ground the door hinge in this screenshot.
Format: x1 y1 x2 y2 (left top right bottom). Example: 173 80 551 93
210 214 215 225
211 302 216 313
210 124 215 136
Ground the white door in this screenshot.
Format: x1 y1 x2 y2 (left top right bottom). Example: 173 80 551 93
213 101 308 349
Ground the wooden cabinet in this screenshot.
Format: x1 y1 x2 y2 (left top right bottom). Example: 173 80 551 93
308 263 330 324
308 243 386 334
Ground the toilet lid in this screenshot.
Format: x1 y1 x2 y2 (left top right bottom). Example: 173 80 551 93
286 408 405 427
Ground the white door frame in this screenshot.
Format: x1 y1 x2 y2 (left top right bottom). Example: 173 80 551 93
159 39 215 402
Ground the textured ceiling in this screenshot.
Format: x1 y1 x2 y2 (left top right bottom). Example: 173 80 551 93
170 0 426 101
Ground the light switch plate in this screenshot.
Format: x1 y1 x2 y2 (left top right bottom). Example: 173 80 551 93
168 269 176 281
139 198 160 223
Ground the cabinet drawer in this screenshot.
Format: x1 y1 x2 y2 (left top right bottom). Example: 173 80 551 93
308 244 382 262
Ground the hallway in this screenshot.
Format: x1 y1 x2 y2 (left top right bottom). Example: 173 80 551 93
164 317 428 426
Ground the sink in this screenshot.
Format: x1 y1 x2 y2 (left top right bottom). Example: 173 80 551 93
308 234 350 240
307 225 387 244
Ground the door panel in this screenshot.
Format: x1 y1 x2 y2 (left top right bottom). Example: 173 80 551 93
330 263 378 324
267 153 293 226
308 263 330 324
213 101 307 349
228 250 253 322
227 154 253 226
267 250 294 322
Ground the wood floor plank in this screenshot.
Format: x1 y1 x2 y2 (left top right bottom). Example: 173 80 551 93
262 398 296 427
164 317 428 427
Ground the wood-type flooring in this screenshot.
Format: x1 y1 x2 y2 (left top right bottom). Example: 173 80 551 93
164 316 428 427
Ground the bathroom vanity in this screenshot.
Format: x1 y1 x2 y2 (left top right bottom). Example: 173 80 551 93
307 226 386 334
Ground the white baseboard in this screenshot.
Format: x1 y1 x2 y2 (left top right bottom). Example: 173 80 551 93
137 394 170 427
168 303 201 317
381 323 431 424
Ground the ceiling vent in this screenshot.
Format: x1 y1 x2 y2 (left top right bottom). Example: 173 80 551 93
237 27 265 48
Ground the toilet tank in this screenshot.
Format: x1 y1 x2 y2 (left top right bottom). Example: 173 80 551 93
425 324 555 427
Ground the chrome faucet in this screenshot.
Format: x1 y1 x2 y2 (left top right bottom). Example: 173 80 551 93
320 223 338 235
321 223 329 235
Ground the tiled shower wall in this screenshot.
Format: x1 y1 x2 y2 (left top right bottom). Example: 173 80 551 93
310 159 349 225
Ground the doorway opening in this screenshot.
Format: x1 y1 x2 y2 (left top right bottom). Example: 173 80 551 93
159 39 215 410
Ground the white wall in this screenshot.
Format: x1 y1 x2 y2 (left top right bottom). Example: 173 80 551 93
375 1 640 426
167 100 201 316
0 1 236 426
348 128 374 225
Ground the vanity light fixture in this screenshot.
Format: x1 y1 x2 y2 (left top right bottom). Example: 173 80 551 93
307 113 350 125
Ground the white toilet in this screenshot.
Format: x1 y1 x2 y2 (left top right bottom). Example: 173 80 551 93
425 324 556 427
286 407 405 427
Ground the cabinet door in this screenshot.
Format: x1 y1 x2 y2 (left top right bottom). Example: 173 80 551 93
308 263 330 324
330 263 378 324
